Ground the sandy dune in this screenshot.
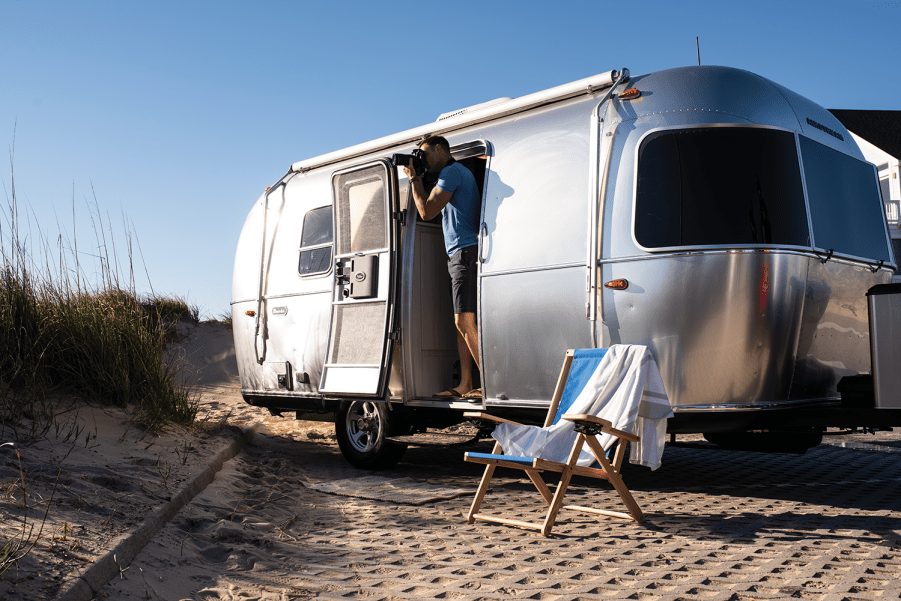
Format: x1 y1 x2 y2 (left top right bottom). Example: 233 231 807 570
0 321 335 600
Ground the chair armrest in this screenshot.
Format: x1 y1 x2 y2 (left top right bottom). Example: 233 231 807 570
463 412 522 426
562 413 639 442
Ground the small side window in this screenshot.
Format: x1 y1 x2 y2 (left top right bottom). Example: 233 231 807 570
298 206 333 276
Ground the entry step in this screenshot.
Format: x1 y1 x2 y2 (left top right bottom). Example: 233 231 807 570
386 431 489 447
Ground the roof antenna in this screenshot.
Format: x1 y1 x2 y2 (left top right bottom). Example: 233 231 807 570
696 37 701 66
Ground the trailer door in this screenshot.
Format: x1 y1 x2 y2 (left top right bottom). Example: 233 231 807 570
319 160 399 396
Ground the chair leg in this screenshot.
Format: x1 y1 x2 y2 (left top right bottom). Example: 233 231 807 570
606 471 644 522
540 468 575 536
467 442 502 523
540 433 585 536
612 439 628 473
584 435 644 522
467 464 496 523
525 470 553 505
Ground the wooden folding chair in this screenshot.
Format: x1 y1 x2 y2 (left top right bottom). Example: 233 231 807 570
464 348 643 536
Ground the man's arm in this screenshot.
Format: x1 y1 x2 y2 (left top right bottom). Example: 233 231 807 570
410 177 452 221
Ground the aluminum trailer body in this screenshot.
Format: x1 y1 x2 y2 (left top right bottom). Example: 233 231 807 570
231 66 899 467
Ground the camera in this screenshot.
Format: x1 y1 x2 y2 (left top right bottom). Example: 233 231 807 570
391 148 427 175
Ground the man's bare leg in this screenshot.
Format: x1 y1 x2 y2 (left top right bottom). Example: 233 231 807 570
452 330 473 396
454 312 480 398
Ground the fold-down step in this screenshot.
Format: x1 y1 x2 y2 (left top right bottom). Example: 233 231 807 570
386 431 491 447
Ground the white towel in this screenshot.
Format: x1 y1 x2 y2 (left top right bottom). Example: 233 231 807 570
492 345 673 470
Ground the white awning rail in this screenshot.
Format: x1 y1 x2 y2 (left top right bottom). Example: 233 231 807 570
291 70 621 173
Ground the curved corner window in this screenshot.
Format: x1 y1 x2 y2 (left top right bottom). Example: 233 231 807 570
635 127 810 249
298 206 333 276
799 136 892 263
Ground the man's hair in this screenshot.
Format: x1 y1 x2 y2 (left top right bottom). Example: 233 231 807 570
419 135 450 153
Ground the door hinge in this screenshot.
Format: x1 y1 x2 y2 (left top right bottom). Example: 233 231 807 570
389 328 402 343
393 210 406 225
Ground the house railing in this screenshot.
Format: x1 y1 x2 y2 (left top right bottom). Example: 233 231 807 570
886 200 900 226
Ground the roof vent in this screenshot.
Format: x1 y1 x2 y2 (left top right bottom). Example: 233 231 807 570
437 97 514 122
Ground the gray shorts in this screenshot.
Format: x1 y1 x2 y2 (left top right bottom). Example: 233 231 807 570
447 245 478 314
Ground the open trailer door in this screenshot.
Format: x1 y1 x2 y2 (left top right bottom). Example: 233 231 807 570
319 160 399 397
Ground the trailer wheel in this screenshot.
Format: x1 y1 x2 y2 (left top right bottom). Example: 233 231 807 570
335 401 407 470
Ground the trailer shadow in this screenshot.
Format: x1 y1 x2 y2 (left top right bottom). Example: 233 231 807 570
262 435 901 552
636 509 901 549
629 443 901 511
282 437 901 512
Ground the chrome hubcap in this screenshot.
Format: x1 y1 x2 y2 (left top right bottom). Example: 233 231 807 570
345 402 381 453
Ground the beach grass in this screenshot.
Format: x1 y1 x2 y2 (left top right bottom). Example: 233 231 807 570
0 164 198 437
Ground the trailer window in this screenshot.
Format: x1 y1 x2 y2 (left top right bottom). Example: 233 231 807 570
635 127 809 249
335 171 387 255
799 136 892 262
298 206 333 276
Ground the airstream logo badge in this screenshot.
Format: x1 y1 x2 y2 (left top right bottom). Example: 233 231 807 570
806 118 844 141
355 272 366 282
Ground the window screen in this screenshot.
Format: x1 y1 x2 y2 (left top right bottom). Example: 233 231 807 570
334 166 388 256
635 127 810 249
800 136 892 262
298 206 333 276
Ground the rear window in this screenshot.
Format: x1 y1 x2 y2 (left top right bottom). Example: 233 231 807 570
799 136 892 263
635 127 810 249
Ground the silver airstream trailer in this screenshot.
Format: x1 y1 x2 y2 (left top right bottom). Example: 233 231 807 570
232 66 900 468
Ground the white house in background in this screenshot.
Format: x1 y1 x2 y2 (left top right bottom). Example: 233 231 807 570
830 110 901 283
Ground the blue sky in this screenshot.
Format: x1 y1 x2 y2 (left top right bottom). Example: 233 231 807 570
2 0 900 317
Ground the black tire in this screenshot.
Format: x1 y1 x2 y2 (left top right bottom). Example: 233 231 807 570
703 429 823 454
335 401 408 470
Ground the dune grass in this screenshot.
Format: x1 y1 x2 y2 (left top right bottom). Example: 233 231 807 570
0 165 198 437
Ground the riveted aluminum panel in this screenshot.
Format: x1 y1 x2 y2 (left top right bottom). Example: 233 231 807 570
793 259 889 399
476 100 592 275
481 265 591 403
601 251 808 408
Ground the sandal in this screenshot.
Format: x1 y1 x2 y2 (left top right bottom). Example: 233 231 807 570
463 387 482 399
434 388 463 398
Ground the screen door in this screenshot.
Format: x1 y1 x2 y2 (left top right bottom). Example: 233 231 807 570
319 160 398 396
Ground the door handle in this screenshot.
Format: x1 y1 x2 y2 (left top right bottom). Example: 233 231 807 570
478 222 488 263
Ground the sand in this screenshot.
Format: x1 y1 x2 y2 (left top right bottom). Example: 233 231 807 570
0 321 336 600
5 321 898 600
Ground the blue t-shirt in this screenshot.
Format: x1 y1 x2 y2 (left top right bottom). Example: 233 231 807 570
435 162 480 256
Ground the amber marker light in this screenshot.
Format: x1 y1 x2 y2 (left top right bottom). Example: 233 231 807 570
245 310 256 317
604 279 629 290
619 88 641 100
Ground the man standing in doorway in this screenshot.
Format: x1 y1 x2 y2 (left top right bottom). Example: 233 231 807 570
404 135 482 400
